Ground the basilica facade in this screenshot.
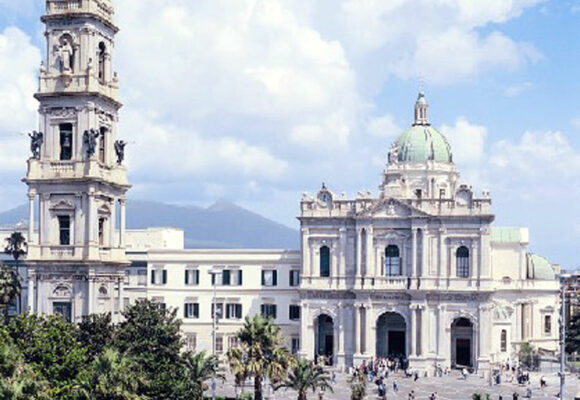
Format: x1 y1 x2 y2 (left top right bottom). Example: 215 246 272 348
13 0 560 377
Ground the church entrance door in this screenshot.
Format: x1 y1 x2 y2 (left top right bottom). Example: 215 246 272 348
376 312 407 358
315 314 334 365
451 317 474 368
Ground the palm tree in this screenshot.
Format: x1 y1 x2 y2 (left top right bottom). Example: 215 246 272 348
348 372 367 400
3 231 26 318
274 358 333 400
0 266 21 323
227 315 295 400
182 351 223 398
73 348 148 400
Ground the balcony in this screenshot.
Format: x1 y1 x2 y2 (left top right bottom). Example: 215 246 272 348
38 71 119 103
45 0 115 24
26 159 129 187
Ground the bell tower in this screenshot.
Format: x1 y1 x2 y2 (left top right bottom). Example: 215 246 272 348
24 0 130 322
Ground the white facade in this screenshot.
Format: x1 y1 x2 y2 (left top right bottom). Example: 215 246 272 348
13 0 559 378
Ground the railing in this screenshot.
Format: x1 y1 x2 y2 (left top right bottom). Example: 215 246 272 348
50 246 75 257
46 0 114 22
51 161 74 174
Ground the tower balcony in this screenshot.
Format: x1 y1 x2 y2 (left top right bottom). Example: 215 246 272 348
26 158 129 187
37 70 120 105
45 0 115 27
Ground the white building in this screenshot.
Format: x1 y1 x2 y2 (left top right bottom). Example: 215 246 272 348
12 0 560 376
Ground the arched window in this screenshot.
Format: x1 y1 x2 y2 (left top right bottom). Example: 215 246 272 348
319 246 330 277
98 42 106 81
500 330 507 352
456 246 470 278
385 245 401 276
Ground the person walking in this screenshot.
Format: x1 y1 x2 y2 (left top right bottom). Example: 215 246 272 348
393 380 398 392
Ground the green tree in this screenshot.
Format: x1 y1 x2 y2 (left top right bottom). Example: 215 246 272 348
227 315 294 400
274 358 333 400
472 393 491 400
567 312 580 353
2 313 87 398
0 265 21 323
114 299 196 400
73 348 147 400
182 351 223 399
77 313 114 361
518 342 538 369
0 339 50 400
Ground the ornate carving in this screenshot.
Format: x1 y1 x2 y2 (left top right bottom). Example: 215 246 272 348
53 284 72 297
300 290 356 300
426 293 484 302
370 292 411 301
114 140 126 164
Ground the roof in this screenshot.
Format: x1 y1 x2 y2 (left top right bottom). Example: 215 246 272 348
490 227 529 244
528 254 556 280
396 125 453 163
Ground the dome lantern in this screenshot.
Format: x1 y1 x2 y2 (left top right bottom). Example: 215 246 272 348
413 92 429 126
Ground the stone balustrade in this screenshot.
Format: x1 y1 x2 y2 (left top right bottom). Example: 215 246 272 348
46 0 114 22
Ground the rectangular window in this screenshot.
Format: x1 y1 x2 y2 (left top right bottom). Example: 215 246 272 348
289 305 301 321
228 336 239 350
184 303 200 319
222 269 231 286
262 270 278 287
58 215 71 245
152 297 166 311
439 189 446 199
185 269 200 286
291 338 300 354
500 330 507 352
59 123 73 160
185 333 197 351
53 301 72 322
123 297 130 310
226 303 242 320
290 270 300 287
544 315 552 335
216 270 242 286
124 270 130 284
230 270 243 286
216 336 223 354
211 303 224 320
415 189 422 199
151 270 167 285
137 269 147 286
261 304 277 319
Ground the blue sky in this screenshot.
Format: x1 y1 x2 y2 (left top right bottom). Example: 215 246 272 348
0 0 579 269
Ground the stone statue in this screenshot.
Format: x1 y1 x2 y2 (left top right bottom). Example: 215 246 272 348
84 129 100 157
114 140 127 164
58 39 74 73
28 131 43 159
388 143 399 164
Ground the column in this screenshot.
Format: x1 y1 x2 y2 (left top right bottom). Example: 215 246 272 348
41 193 50 246
366 227 374 279
411 228 417 278
429 307 437 354
472 243 479 285
356 229 362 278
515 303 522 341
119 198 126 247
339 228 347 285
421 230 428 278
27 270 35 312
110 197 116 248
74 193 82 247
88 192 95 244
302 229 311 279
355 305 361 354
361 307 367 354
299 303 309 358
374 246 381 278
437 228 444 286
87 272 94 315
28 192 35 243
410 306 417 357
364 305 373 356
117 277 123 317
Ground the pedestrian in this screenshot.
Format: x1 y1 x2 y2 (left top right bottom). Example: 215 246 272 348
393 380 398 392
408 390 415 400
512 392 519 400
331 371 336 384
413 371 419 382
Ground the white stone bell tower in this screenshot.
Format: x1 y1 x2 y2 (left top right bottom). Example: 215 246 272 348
23 0 130 322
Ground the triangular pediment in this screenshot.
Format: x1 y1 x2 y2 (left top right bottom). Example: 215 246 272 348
50 200 75 211
357 197 431 218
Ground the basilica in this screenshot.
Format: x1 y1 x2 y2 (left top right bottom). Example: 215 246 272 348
7 0 560 377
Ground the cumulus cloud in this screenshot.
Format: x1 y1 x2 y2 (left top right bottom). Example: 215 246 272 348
440 118 487 165
505 81 534 97
367 115 401 139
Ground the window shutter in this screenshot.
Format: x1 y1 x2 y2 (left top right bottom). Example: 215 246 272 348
226 304 231 319
236 304 242 319
194 303 199 318
162 270 167 284
289 270 293 286
261 271 265 286
223 270 231 286
195 270 200 285
273 270 278 286
184 304 188 319
211 273 215 286
185 270 189 285
237 270 243 286
151 270 155 284
261 304 265 316
273 305 277 319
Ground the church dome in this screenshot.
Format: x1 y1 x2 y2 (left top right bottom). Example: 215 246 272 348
527 254 556 280
393 92 453 163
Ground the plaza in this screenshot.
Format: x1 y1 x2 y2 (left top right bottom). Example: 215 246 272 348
215 371 580 400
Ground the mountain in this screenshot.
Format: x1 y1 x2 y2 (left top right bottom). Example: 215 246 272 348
0 200 299 250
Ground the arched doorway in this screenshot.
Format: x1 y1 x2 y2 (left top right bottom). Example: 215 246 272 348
451 317 474 368
315 314 334 365
376 312 406 358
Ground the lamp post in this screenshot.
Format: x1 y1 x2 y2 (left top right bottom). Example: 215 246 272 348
208 269 219 400
559 273 571 400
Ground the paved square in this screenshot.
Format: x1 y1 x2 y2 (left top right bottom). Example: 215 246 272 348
215 371 580 399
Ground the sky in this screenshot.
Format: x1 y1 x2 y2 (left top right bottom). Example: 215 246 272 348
0 0 578 269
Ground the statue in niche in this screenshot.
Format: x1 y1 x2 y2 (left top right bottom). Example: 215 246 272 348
57 37 74 73
114 140 127 164
84 129 100 157
28 130 43 159
388 143 399 164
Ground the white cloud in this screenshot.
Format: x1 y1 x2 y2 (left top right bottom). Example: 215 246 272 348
0 27 41 171
440 118 487 164
571 117 580 131
367 115 401 139
505 81 534 97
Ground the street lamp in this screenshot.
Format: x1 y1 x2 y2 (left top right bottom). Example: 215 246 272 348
559 273 572 400
208 269 220 400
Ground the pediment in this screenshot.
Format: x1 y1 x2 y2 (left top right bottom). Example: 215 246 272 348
50 200 74 211
357 197 430 218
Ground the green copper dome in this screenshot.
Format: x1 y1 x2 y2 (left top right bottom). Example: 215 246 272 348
396 125 453 163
